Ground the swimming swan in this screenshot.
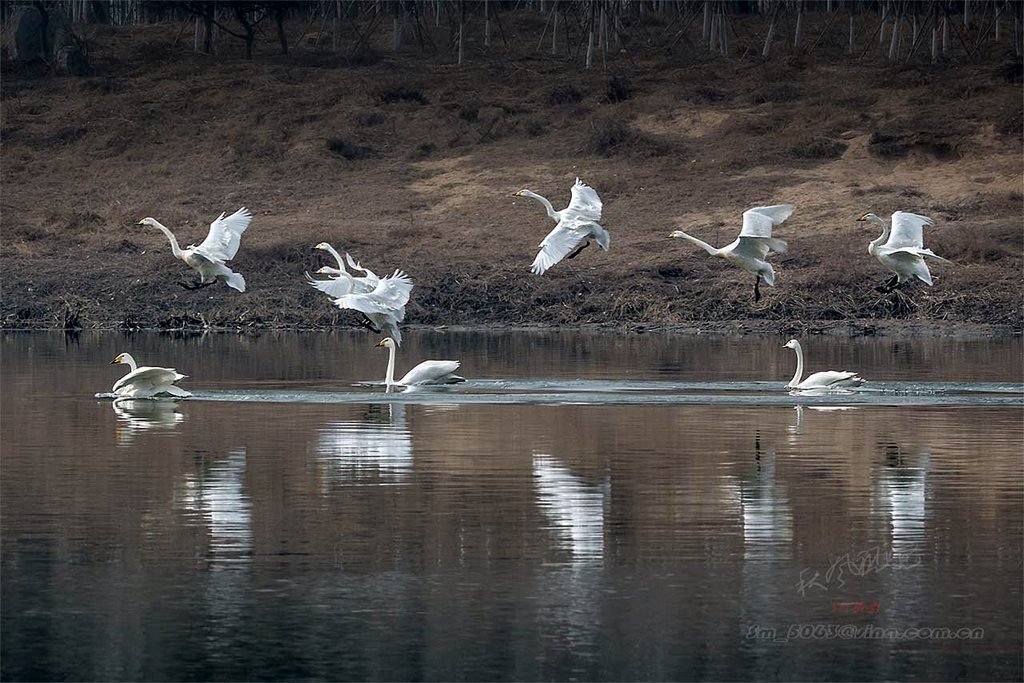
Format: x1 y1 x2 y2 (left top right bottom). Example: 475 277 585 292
110 352 192 398
376 337 465 388
783 339 865 390
138 208 252 292
515 177 610 275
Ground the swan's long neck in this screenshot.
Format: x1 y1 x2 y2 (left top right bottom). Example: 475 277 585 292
866 216 890 255
384 343 397 387
323 244 346 271
121 353 138 372
333 270 355 295
673 231 719 256
788 343 804 388
152 221 184 259
521 191 560 221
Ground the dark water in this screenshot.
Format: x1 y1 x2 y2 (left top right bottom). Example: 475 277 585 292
2 330 1022 682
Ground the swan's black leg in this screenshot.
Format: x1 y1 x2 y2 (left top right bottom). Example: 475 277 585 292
566 241 591 260
753 274 762 302
179 279 214 291
875 274 899 293
356 314 381 334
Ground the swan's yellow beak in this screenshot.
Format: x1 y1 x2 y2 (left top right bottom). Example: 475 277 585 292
375 339 387 347
110 355 121 364
514 190 524 197
136 219 145 225
856 214 868 222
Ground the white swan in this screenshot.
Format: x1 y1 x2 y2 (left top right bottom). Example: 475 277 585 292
669 204 793 302
783 339 865 390
110 352 192 398
138 208 252 292
858 211 952 292
376 337 465 388
311 242 380 292
515 177 610 275
307 269 413 344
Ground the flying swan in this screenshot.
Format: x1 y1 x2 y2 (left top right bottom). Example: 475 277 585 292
110 352 192 398
376 337 465 388
669 204 793 302
310 242 380 292
858 211 952 292
783 339 865 390
515 177 610 275
137 208 251 291
307 265 413 345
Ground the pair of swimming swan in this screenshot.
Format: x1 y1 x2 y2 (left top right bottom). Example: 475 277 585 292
109 339 463 398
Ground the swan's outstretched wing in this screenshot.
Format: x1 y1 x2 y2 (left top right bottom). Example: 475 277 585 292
740 204 794 239
113 366 186 393
345 253 380 284
562 178 603 223
306 272 353 299
885 212 932 250
195 207 252 262
531 222 589 275
370 271 413 310
732 235 787 260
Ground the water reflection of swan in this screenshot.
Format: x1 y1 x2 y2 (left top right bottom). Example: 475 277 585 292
112 399 184 447
737 432 793 560
875 445 930 554
175 448 252 567
314 404 413 486
788 405 857 440
532 454 607 563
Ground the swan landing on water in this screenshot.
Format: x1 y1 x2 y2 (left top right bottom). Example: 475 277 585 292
376 337 465 389
110 352 192 399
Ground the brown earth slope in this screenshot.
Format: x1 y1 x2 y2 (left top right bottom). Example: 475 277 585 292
2 13 1022 335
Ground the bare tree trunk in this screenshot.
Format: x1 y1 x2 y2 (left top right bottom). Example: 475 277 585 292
994 3 1000 42
932 17 939 61
585 6 594 68
702 0 710 41
484 0 490 47
943 11 950 52
762 7 777 58
274 6 288 55
849 6 855 54
888 14 900 60
194 15 200 52
880 1 888 45
794 1 803 48
964 0 970 28
332 0 339 52
912 9 918 45
709 9 717 50
552 3 558 54
719 6 728 55
457 1 464 65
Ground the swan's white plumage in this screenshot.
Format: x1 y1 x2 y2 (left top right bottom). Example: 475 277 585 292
860 211 952 287
306 263 413 345
670 203 792 293
517 178 610 275
139 207 251 292
377 337 464 387
783 339 865 390
111 352 192 398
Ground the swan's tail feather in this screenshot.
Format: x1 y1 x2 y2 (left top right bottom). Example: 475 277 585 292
163 385 192 397
223 270 246 292
592 223 610 251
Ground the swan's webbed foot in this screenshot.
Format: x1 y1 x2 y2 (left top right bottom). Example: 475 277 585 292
566 241 591 260
179 279 214 291
753 275 762 303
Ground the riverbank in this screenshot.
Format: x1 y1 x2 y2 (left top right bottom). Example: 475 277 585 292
2 16 1021 335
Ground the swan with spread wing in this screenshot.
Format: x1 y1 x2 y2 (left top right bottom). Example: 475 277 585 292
858 211 952 292
669 204 793 302
515 177 610 275
138 208 252 291
110 352 192 398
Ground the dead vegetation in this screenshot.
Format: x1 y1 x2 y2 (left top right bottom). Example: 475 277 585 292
0 12 1020 334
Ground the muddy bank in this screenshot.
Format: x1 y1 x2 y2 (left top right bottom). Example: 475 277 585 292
2 15 1021 336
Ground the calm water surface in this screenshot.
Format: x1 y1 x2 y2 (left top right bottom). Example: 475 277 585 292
2 330 1022 681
